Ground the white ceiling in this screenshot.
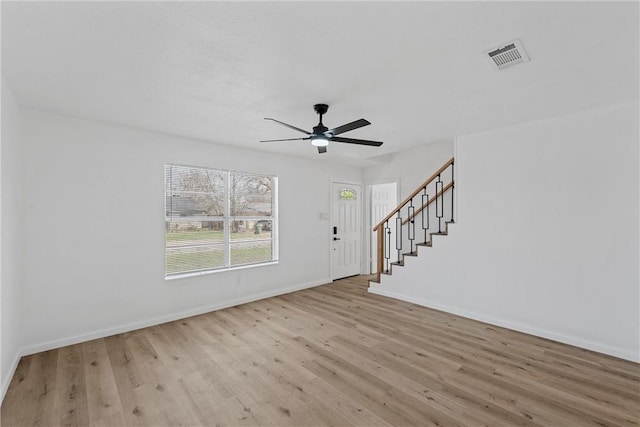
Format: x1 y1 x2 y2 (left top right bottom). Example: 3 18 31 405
2 1 638 167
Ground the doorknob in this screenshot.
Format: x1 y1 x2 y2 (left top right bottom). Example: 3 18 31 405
333 237 341 241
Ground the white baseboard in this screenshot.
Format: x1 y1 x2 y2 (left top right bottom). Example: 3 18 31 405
1 352 22 404
369 287 639 363
20 277 331 357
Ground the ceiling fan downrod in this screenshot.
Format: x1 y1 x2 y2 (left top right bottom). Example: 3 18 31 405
313 103 328 128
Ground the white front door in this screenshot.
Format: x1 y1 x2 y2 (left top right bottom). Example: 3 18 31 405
370 182 398 273
331 182 362 280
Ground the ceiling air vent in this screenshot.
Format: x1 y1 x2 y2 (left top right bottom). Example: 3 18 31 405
484 39 529 70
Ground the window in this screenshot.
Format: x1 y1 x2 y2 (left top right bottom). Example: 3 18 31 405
165 164 277 278
339 187 357 200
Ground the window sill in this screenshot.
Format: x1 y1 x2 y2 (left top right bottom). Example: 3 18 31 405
165 260 279 282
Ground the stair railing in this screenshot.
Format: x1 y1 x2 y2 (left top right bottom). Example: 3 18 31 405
372 157 455 283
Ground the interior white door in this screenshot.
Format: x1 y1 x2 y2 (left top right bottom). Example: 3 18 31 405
370 182 398 273
331 182 362 280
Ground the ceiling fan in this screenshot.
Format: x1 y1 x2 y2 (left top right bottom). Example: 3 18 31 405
260 104 384 154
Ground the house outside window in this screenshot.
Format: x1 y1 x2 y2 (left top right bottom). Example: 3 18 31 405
165 164 278 278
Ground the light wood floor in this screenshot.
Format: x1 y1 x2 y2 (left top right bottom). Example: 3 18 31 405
2 275 639 426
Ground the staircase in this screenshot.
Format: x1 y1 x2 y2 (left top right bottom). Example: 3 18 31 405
370 157 455 283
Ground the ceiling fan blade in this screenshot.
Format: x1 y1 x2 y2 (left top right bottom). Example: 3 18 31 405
260 137 310 143
331 136 383 147
264 118 310 135
317 146 327 154
328 118 370 136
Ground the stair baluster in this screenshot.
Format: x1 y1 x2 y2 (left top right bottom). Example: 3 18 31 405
422 191 430 244
395 216 403 262
408 200 415 254
384 221 391 273
450 161 455 223
436 174 443 233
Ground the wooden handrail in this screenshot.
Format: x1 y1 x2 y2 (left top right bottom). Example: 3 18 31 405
401 181 453 226
373 157 454 232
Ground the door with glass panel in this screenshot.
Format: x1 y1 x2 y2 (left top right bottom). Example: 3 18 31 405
331 182 362 280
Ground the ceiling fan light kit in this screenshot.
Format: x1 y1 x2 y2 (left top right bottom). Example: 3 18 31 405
311 135 329 147
261 103 383 154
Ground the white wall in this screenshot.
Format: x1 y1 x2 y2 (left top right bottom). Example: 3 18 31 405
371 102 640 362
1 78 23 399
20 109 363 354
